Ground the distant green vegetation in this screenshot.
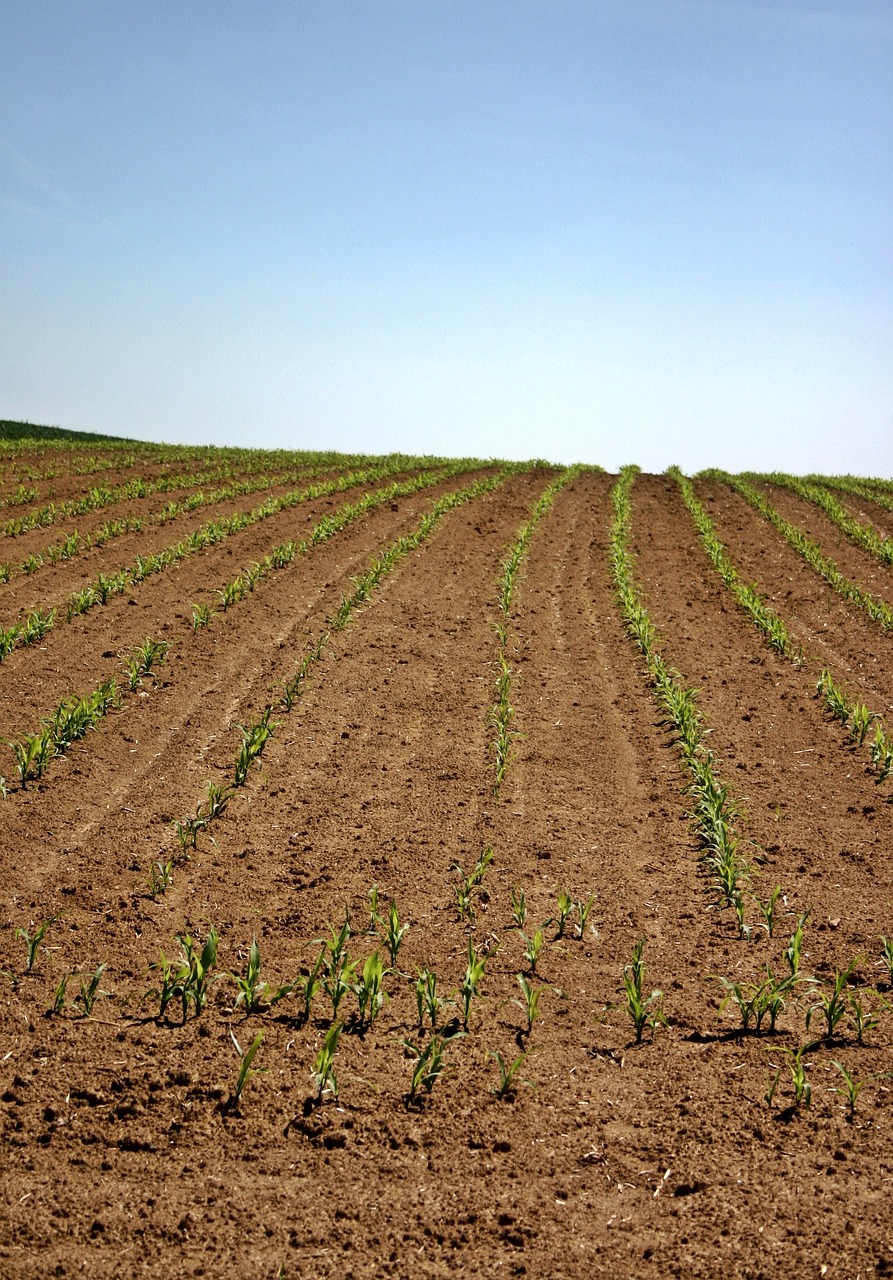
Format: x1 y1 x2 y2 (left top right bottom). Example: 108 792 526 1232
0 420 136 445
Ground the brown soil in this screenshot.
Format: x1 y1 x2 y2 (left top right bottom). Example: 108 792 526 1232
1 454 892 1278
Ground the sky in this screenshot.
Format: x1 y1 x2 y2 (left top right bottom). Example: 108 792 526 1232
1 0 890 473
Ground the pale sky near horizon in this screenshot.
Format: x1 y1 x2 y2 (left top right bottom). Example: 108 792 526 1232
1 1 890 473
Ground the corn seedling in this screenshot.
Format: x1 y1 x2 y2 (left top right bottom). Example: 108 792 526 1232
414 966 448 1030
490 1048 535 1100
233 708 277 787
173 815 205 853
191 603 212 630
458 939 488 1030
520 928 545 975
376 899 409 969
554 890 574 938
16 913 59 972
850 703 878 747
353 949 389 1030
147 927 220 1023
872 726 893 784
830 1060 891 1122
784 912 809 977
752 886 784 938
806 961 859 1042
72 963 108 1017
713 968 799 1036
765 1044 812 1111
512 973 544 1034
50 974 69 1015
147 858 174 899
124 636 169 689
199 780 232 822
509 886 527 930
230 1030 265 1106
310 1021 342 1102
623 938 665 1043
575 893 596 939
230 937 270 1014
847 989 882 1045
294 943 327 1024
402 1030 463 1100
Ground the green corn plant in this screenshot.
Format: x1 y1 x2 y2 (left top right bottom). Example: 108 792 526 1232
0 562 10 583
191 603 212 630
199 780 232 822
10 728 54 786
830 1060 892 1122
490 1048 535 1100
847 989 881 1045
752 886 784 938
0 624 20 660
414 966 447 1030
817 668 849 725
458 939 488 1030
765 1044 811 1110
173 815 205 853
367 883 382 932
50 974 69 1015
310 1021 342 1102
713 968 798 1036
289 942 327 1025
871 726 893 783
806 961 859 1042
230 1030 265 1107
229 937 269 1014
623 938 665 1043
554 891 574 938
16 913 60 972
402 1030 463 1100
22 554 44 576
575 893 596 939
73 963 108 1017
146 858 174 899
378 900 409 969
233 709 277 786
124 637 169 689
784 912 809 977
147 928 220 1023
509 886 527 929
321 925 357 1019
520 928 545 975
512 973 544 1034
353 950 389 1030
849 703 877 747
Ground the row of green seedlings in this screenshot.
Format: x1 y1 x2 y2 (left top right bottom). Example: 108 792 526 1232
812 473 893 517
619 931 893 1120
703 469 893 633
610 466 751 933
668 467 804 665
671 468 892 788
0 449 321 542
0 457 333 584
489 465 581 794
1 638 168 794
10 892 520 1108
752 471 893 567
187 467 461 631
0 460 408 662
156 472 509 873
816 668 893 784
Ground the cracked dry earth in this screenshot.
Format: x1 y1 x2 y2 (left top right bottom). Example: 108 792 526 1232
1 443 893 1278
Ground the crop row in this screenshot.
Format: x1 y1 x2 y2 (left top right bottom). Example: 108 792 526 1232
672 468 893 788
705 469 893 632
751 472 893 566
0 459 432 662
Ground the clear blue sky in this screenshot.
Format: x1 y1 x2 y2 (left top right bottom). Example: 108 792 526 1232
1 0 890 472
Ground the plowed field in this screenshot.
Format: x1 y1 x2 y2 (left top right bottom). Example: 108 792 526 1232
1 436 892 1278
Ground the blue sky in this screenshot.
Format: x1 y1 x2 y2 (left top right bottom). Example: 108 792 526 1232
1 0 890 472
